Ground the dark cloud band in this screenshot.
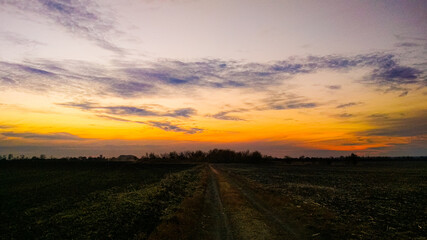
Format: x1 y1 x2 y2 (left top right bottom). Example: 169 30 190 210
0 52 424 99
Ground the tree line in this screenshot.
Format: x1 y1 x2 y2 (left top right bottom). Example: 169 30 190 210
1 150 426 164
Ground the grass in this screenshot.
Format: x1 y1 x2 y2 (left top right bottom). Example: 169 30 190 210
0 160 198 239
148 165 208 240
214 167 275 240
1 160 425 239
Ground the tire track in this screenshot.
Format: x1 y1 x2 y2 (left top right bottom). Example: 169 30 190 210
199 165 233 240
211 165 300 240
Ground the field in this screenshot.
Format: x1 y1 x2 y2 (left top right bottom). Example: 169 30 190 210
1 160 426 239
215 162 427 239
0 161 199 239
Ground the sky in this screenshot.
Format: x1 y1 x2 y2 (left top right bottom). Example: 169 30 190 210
0 0 426 157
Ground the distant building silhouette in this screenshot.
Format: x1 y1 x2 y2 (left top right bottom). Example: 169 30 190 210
117 155 138 161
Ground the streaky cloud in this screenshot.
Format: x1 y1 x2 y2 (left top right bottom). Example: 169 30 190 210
209 110 246 121
336 102 362 108
1 131 83 140
326 85 341 90
58 102 197 118
335 113 354 118
0 0 123 53
399 91 409 97
169 108 197 118
0 61 56 76
368 113 390 120
395 42 420 48
0 31 44 46
0 52 424 99
96 114 132 122
148 121 203 134
359 112 427 137
109 53 426 94
263 93 319 110
95 114 203 134
118 53 425 92
109 81 155 97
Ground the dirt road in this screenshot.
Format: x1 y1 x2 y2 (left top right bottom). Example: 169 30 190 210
199 164 301 240
198 165 233 240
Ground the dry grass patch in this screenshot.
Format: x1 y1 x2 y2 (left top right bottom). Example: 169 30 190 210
149 165 208 240
214 167 276 240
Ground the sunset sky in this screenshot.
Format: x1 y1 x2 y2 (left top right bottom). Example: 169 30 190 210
0 0 426 157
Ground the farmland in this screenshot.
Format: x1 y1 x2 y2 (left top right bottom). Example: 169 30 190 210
1 159 426 239
215 162 427 239
0 161 199 239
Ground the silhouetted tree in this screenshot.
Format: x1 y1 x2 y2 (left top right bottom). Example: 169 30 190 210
348 153 360 165
250 151 262 162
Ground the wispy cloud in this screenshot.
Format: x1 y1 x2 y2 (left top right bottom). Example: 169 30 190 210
207 94 320 120
359 112 427 137
148 121 203 134
0 31 44 46
96 114 203 134
262 93 318 110
399 91 409 97
59 102 202 134
336 102 362 108
208 110 246 121
270 101 317 110
112 53 426 94
108 81 155 97
1 131 83 140
368 113 390 120
1 0 122 53
0 52 424 99
96 114 132 123
0 61 56 76
395 42 420 48
58 102 197 118
326 85 341 90
335 113 354 118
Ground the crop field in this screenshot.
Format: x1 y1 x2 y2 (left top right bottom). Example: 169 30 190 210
217 162 427 239
0 161 199 239
1 160 426 240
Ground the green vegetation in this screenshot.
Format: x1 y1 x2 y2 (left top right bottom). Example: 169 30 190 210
0 161 199 239
149 166 210 240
